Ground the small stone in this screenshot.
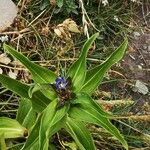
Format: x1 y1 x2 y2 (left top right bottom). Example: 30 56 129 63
134 80 149 95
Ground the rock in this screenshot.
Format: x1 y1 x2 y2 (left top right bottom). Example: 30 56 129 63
133 80 149 95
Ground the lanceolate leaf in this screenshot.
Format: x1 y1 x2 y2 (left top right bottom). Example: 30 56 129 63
65 117 96 150
57 0 63 8
0 74 29 98
39 100 69 150
47 105 69 137
0 136 7 150
73 93 112 118
67 33 99 91
4 44 57 84
69 106 128 150
21 116 41 150
0 74 51 112
39 100 57 150
0 117 26 139
22 100 68 150
16 98 36 129
80 38 128 94
28 83 57 100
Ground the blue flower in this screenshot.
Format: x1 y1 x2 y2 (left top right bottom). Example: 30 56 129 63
55 76 68 90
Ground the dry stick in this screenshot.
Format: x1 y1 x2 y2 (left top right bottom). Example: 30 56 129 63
97 99 134 107
142 0 148 26
79 0 89 38
118 120 143 133
113 115 150 122
0 28 30 35
79 0 101 38
28 9 46 27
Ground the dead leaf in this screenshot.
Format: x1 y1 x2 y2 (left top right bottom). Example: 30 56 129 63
0 53 11 65
54 18 80 39
11 60 23 67
50 0 56 6
54 28 62 38
8 70 18 79
0 0 18 32
63 18 80 33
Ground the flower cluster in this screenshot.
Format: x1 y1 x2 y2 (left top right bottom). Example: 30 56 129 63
55 76 68 91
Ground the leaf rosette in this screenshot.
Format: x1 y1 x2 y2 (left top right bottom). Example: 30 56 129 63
0 33 128 150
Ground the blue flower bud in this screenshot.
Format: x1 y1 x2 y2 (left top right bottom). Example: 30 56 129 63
55 76 68 90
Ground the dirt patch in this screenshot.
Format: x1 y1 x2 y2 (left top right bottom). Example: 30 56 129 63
122 33 150 83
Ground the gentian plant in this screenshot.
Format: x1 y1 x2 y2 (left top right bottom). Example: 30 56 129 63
0 33 128 150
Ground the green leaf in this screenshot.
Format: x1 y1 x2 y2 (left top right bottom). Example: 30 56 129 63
47 105 69 137
39 100 69 150
39 100 57 150
56 0 63 7
0 137 7 150
65 117 95 150
28 83 57 100
73 93 112 118
31 90 52 112
40 0 50 10
62 141 77 150
4 44 57 84
69 106 128 150
67 33 99 91
0 74 51 112
81 38 128 94
49 144 57 150
7 143 24 150
0 74 29 98
0 117 26 139
21 115 41 150
22 100 69 150
16 98 36 129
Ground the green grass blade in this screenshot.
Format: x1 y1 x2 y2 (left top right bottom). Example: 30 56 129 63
81 38 128 94
4 44 57 84
0 117 26 139
65 117 96 150
67 33 99 91
69 106 128 150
